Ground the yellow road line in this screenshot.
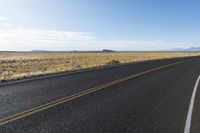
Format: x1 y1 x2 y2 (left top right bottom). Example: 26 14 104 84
0 60 190 126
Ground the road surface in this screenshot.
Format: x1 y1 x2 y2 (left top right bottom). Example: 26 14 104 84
0 56 200 133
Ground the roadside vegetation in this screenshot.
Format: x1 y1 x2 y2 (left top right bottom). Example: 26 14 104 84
0 52 200 81
106 60 120 65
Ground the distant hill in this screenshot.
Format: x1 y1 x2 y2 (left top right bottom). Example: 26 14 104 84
31 50 48 52
187 47 200 51
171 47 200 51
102 49 115 52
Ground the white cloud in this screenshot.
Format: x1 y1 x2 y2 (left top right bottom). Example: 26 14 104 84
0 17 11 29
0 17 8 21
0 18 192 51
0 27 191 51
1 23 11 26
0 27 94 41
0 27 97 51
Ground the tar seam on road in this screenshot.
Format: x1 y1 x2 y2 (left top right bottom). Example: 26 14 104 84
0 60 190 126
184 75 200 133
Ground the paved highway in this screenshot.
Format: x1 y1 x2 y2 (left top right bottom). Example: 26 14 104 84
0 56 200 133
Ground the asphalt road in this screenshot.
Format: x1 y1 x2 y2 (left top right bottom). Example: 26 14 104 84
0 56 200 133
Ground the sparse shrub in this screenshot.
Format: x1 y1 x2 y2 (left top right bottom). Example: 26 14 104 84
75 65 82 69
106 60 120 65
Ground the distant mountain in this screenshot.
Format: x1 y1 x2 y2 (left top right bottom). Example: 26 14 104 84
187 47 200 51
171 47 200 51
31 50 48 52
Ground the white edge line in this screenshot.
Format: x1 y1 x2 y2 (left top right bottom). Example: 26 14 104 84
184 75 200 133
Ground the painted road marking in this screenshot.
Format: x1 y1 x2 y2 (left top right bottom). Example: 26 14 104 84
184 75 200 133
0 60 189 126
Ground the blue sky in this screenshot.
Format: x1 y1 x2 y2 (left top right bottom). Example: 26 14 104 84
0 0 200 51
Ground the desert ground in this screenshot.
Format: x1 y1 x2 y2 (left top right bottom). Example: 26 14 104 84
0 51 200 81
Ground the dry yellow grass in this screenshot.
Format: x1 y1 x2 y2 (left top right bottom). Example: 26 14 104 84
1 51 200 81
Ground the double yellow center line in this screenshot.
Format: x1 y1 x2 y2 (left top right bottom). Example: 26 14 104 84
0 60 190 126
